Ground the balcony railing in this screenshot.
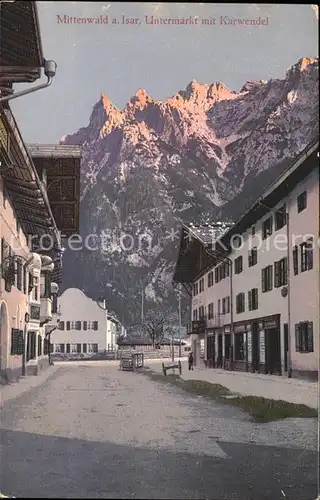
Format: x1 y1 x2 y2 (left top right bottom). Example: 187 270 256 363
187 314 226 333
206 314 225 328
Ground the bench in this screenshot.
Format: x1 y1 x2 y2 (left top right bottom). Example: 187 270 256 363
162 359 182 376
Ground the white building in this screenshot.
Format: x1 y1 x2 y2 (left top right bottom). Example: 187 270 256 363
173 138 319 380
52 288 118 355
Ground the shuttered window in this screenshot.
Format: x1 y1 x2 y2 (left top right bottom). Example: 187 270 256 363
295 322 313 353
10 329 24 355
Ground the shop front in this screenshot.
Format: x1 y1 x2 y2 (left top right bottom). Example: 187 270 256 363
233 314 281 374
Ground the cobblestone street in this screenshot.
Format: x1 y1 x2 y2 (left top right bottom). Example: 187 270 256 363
0 362 318 499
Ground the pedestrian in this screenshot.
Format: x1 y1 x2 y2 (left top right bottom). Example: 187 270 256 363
188 351 194 371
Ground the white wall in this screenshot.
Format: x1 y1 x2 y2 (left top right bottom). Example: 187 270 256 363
190 164 319 376
53 288 109 351
288 167 319 374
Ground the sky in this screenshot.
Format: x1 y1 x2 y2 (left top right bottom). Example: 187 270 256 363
11 2 319 144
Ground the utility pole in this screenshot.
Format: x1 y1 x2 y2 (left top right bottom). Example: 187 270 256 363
178 288 182 358
141 287 144 322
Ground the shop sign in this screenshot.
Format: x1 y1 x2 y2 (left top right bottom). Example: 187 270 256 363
247 331 252 363
259 330 265 363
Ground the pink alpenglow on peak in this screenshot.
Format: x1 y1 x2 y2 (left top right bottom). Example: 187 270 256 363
130 88 152 108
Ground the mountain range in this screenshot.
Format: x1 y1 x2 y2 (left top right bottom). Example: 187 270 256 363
60 56 319 326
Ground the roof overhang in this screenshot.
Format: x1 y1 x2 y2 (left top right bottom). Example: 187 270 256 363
172 223 232 284
27 144 82 237
0 106 62 278
0 1 44 85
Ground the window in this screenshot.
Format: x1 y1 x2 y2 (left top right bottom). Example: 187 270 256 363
251 226 255 236
32 283 39 301
28 273 34 294
222 297 230 314
300 238 313 272
23 265 27 294
66 344 70 353
222 298 226 314
70 321 75 329
77 343 81 353
236 293 245 313
88 343 98 353
248 247 258 267
293 246 298 275
66 321 70 331
75 321 81 330
226 296 230 313
192 309 198 320
262 216 273 239
193 282 199 296
275 205 286 230
297 191 307 213
274 257 288 287
217 299 221 315
38 335 42 357
295 322 313 352
235 333 245 361
199 306 205 319
207 271 214 287
59 321 65 330
70 343 78 353
199 278 204 293
261 265 273 292
54 344 65 353
16 259 23 290
214 267 218 283
83 321 88 330
92 321 98 331
83 343 87 353
208 303 214 319
234 256 243 274
10 329 24 355
248 288 258 311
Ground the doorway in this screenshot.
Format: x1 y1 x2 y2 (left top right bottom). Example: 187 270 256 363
265 328 281 374
207 335 215 368
283 323 288 372
251 322 259 372
217 334 223 368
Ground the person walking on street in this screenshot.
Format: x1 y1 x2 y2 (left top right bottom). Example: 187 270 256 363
188 351 194 371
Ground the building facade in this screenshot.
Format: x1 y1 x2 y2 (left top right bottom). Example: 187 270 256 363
52 288 118 356
173 138 319 380
0 1 81 383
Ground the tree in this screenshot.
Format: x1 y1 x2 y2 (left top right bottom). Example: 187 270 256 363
139 309 171 348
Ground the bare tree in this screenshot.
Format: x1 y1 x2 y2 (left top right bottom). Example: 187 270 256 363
139 309 171 348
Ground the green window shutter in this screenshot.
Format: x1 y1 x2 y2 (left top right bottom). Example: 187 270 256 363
307 322 314 352
295 324 300 352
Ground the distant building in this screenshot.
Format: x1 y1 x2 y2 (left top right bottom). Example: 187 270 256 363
173 138 319 380
52 288 118 355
